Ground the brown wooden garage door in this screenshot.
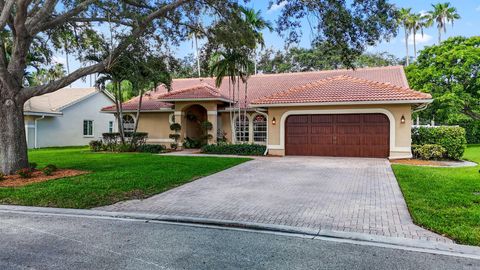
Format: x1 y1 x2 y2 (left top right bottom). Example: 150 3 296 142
285 114 389 158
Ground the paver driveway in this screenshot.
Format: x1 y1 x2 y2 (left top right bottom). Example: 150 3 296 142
99 156 449 242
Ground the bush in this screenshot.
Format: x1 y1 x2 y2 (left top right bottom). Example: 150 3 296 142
170 143 178 150
17 168 33 178
28 162 37 170
89 140 103 152
169 134 181 140
45 164 58 172
183 137 202 149
170 123 182 131
412 126 467 160
412 144 446 160
137 144 166 153
0 173 4 181
201 144 266 156
43 167 55 176
458 120 480 144
117 143 134 152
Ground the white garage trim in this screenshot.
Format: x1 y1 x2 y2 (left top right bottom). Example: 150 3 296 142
269 109 398 156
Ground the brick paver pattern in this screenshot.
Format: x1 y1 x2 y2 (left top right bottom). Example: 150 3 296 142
98 157 450 242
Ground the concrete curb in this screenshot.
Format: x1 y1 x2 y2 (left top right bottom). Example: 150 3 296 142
1 204 480 259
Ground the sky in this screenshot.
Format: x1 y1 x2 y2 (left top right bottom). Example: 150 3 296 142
67 0 480 87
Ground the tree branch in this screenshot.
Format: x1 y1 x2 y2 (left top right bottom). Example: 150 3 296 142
23 0 192 99
29 0 96 33
0 0 14 30
22 61 106 99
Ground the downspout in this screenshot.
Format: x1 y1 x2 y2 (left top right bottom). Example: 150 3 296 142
254 109 269 156
34 115 45 149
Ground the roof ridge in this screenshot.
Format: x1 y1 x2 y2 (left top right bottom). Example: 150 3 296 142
157 82 218 98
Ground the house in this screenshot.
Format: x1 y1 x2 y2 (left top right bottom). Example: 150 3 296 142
24 87 116 148
101 66 432 159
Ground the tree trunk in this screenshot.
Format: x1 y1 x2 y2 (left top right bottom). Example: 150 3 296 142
438 27 441 44
0 96 29 175
413 30 417 59
404 28 409 66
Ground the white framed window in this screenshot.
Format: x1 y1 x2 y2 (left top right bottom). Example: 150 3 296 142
108 121 114 133
253 114 267 143
122 115 135 133
235 115 249 143
83 120 94 137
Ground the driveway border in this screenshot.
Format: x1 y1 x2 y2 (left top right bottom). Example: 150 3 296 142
1 204 479 260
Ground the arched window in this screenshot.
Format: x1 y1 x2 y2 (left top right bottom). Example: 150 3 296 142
253 114 267 143
235 115 249 143
122 115 135 133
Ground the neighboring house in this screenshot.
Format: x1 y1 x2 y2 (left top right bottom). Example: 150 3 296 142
102 66 432 159
24 87 116 148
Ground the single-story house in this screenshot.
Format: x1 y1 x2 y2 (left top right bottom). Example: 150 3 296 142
102 66 432 159
24 87 116 148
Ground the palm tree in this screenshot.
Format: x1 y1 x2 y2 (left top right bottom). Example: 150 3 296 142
427 3 460 44
188 29 205 78
398 8 413 66
410 13 429 59
210 49 251 143
239 6 272 75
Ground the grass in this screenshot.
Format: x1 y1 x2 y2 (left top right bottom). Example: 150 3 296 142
392 144 480 245
0 147 249 209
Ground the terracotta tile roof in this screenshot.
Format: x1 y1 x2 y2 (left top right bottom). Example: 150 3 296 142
101 93 173 112
157 83 232 101
250 75 432 105
102 66 427 111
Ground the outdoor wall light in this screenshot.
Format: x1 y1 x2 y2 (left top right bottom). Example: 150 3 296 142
272 117 276 125
400 115 406 124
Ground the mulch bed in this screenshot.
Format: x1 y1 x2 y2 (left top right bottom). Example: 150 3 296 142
0 169 89 187
390 159 450 166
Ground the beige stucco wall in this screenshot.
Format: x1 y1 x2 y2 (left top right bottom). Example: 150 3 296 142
135 112 173 147
265 104 413 159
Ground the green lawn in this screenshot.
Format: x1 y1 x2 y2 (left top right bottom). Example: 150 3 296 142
392 145 480 245
0 147 249 209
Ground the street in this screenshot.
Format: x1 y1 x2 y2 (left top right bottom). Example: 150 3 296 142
0 211 478 269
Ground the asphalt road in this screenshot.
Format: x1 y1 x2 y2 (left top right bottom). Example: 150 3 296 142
0 211 478 270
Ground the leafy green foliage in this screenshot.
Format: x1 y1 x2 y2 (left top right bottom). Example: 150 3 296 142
89 140 103 152
28 163 38 170
392 145 480 245
183 137 202 149
170 123 182 132
137 144 166 153
412 144 446 160
274 0 398 67
458 121 480 144
406 37 480 123
201 144 266 156
412 126 467 160
17 168 33 179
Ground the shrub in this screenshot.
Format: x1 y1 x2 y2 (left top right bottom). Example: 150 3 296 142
458 120 480 144
169 134 181 140
17 168 33 178
170 123 181 131
412 144 446 160
0 173 4 181
183 137 202 149
412 126 467 160
43 167 55 176
170 143 178 150
45 164 58 172
117 143 134 152
137 144 166 153
201 144 266 156
89 140 103 152
28 162 37 170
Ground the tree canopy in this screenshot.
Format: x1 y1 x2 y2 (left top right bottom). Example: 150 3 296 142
406 36 480 123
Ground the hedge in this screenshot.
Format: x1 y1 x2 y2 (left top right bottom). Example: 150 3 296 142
458 120 480 144
201 144 266 156
411 126 467 160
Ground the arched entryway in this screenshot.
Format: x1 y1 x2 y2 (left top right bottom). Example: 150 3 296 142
183 104 208 141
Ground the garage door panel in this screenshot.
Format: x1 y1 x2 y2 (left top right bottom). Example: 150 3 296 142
285 114 389 158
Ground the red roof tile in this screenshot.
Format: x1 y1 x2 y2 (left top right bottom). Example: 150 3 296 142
157 83 232 101
251 75 431 105
102 66 428 112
